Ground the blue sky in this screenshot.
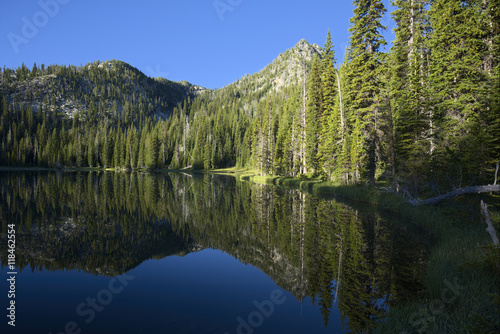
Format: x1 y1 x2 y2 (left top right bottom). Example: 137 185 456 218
1 0 395 89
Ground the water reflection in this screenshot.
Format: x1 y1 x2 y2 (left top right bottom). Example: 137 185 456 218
0 172 429 332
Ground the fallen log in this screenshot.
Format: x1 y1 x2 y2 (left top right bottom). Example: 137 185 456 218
409 184 500 206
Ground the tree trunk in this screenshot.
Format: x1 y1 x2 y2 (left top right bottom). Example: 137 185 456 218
481 200 499 246
409 184 500 205
335 68 345 135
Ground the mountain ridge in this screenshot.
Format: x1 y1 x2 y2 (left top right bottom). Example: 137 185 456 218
0 59 201 120
0 39 322 120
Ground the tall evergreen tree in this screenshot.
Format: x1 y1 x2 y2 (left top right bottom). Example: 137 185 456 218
305 56 323 175
103 131 113 168
429 0 500 187
146 130 160 170
318 30 340 178
345 0 387 184
390 0 431 190
113 131 121 168
87 134 94 167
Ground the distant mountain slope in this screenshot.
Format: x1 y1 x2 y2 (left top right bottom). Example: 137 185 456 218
236 39 321 89
0 59 205 120
0 39 320 122
0 39 324 170
215 39 322 100
160 39 324 170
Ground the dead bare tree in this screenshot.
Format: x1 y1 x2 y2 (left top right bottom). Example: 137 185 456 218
481 200 499 246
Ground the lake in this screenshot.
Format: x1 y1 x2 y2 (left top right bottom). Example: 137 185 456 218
0 172 429 333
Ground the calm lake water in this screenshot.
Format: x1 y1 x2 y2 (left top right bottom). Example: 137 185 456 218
0 172 429 333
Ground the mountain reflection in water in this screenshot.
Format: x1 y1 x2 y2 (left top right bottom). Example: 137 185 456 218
0 172 429 333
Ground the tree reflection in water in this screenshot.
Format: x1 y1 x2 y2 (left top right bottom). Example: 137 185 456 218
0 172 429 332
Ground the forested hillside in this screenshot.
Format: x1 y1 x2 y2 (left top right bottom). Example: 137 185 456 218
1 0 498 197
0 59 204 169
1 59 201 120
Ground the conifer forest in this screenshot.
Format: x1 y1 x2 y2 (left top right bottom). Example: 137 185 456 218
1 0 499 197
1 1 500 333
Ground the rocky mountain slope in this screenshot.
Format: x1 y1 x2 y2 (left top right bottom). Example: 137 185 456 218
0 39 321 121
215 39 321 100
0 59 203 120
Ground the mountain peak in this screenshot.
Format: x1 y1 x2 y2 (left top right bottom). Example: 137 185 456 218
296 38 311 47
295 39 321 51
224 39 322 94
220 39 322 97
292 39 322 59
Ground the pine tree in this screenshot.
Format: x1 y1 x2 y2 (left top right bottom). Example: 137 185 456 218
305 56 323 175
125 127 135 169
274 104 294 176
113 131 121 168
124 129 131 169
338 130 352 183
75 135 83 167
87 134 94 167
251 102 265 174
345 0 387 184
103 131 114 168
146 130 160 170
261 97 275 175
429 0 499 187
390 0 431 190
203 131 212 170
192 124 205 169
318 30 340 178
350 115 363 183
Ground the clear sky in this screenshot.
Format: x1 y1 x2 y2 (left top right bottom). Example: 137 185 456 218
1 0 395 89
